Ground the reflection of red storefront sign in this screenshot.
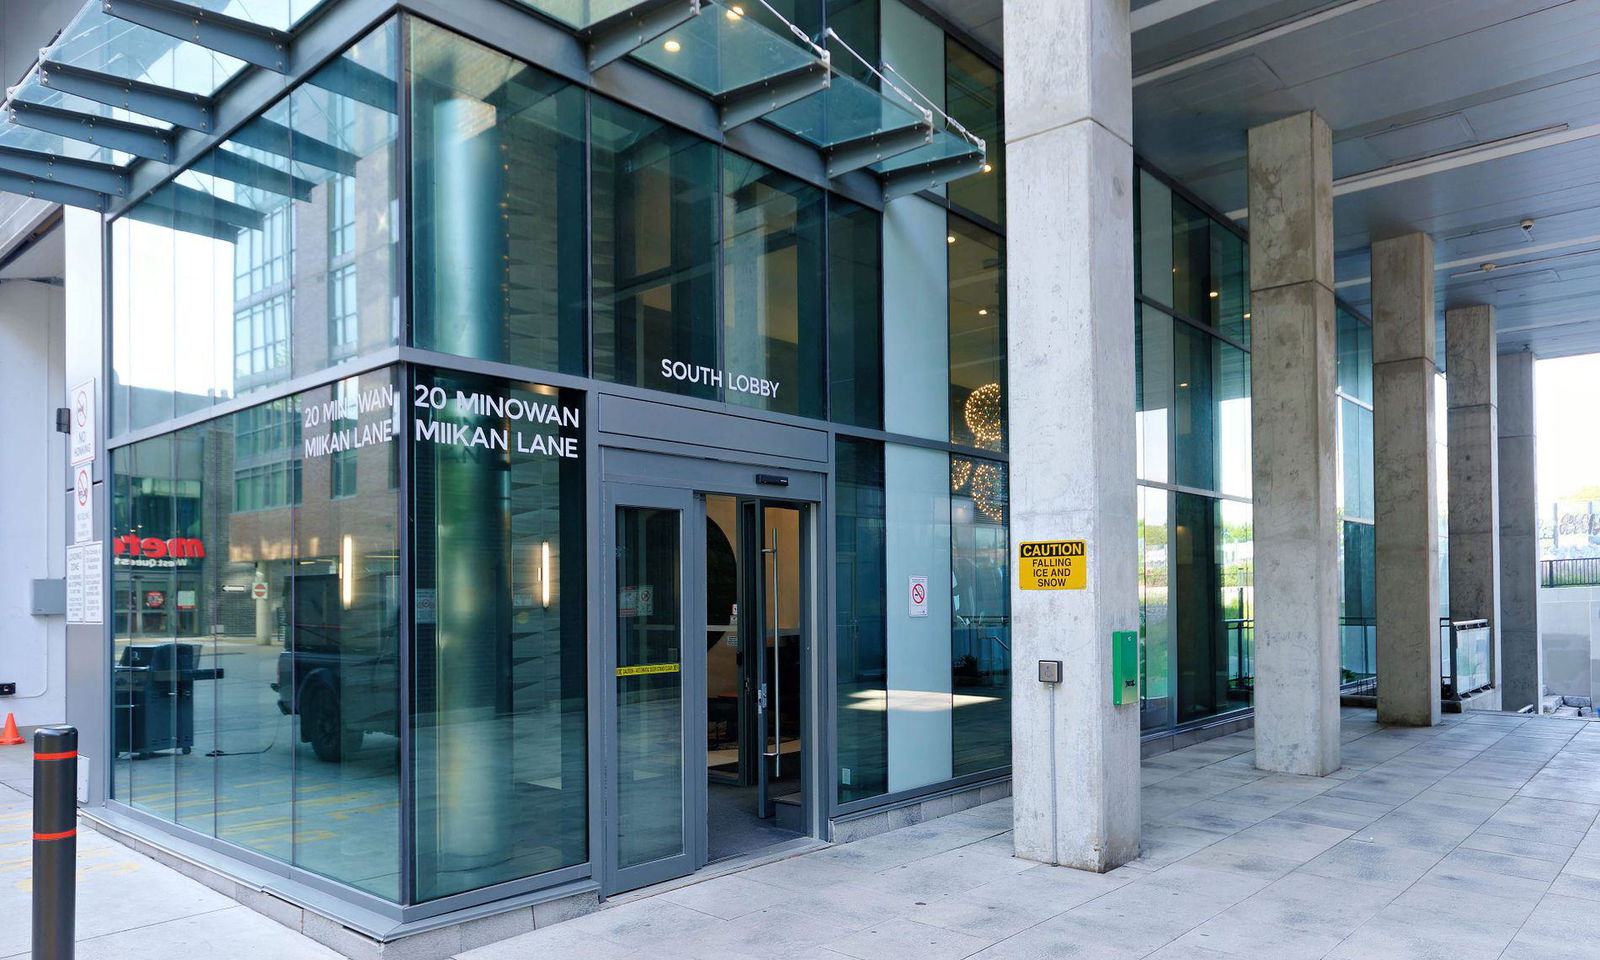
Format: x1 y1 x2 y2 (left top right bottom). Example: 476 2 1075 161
112 534 205 566
144 590 166 609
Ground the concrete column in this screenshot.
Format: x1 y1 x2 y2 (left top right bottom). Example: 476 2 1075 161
1498 350 1540 711
1248 112 1341 776
1370 233 1440 726
1004 0 1140 871
1446 305 1502 707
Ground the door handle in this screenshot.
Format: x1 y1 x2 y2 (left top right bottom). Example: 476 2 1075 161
763 529 780 773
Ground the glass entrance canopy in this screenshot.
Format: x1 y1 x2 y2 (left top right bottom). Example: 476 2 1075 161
0 0 332 208
0 0 982 212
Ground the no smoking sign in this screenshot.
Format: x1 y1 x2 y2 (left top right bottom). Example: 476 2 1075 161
908 576 929 618
72 465 93 544
69 379 95 467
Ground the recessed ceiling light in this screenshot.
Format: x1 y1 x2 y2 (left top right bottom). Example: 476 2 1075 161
978 309 988 316
982 163 992 174
663 39 681 52
947 235 956 244
726 5 744 19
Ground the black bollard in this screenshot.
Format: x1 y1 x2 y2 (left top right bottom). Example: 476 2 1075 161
32 726 76 960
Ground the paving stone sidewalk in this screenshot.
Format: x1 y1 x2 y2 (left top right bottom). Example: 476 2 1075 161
0 741 341 960
459 709 1600 960
4 708 1600 959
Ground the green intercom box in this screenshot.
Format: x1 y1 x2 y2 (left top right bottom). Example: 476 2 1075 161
1112 630 1139 705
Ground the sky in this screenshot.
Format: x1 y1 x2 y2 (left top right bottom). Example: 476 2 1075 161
1536 354 1600 503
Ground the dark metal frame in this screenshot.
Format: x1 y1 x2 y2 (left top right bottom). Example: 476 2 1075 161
580 0 701 70
9 101 174 163
104 0 295 72
39 60 216 132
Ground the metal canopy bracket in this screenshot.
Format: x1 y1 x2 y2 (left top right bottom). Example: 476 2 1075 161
582 0 701 71
308 56 399 114
189 148 315 201
0 170 107 212
149 182 266 231
101 0 294 73
38 60 214 131
715 56 831 132
7 100 174 162
0 144 129 196
824 120 932 180
228 118 360 175
882 151 986 201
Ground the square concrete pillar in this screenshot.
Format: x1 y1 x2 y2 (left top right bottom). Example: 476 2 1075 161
1248 112 1342 776
1446 304 1502 707
1498 350 1540 710
1371 233 1440 726
1003 0 1140 872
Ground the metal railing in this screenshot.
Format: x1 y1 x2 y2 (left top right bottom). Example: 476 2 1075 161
1224 617 1254 693
1542 557 1600 588
1441 617 1493 700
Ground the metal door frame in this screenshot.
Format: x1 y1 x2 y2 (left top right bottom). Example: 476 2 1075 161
598 448 824 894
600 481 704 894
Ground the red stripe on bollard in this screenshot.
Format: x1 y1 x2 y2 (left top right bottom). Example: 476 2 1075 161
33 752 77 762
32 830 76 841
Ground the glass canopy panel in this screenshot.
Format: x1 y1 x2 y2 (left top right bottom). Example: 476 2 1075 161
631 2 820 97
46 3 245 97
12 78 175 130
0 0 338 178
763 69 923 148
512 0 649 29
0 112 130 165
877 127 981 173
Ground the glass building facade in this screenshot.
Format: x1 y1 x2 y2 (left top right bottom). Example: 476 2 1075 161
1133 167 1381 735
105 4 1008 915
1134 168 1255 733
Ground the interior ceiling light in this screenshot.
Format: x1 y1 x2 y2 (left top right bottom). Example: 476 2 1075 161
947 234 956 244
663 39 681 52
726 4 744 19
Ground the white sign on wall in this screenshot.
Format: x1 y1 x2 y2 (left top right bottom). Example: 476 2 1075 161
69 379 95 466
65 542 103 624
908 576 929 618
73 465 93 544
82 542 103 623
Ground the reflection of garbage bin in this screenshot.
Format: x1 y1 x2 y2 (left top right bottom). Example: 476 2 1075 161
113 643 223 759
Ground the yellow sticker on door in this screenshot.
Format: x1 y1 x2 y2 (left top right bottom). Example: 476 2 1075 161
1018 540 1087 589
616 663 681 677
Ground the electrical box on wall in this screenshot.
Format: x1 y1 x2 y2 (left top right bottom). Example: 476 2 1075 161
1112 631 1139 705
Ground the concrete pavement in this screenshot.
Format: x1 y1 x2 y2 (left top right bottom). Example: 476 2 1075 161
3 709 1600 959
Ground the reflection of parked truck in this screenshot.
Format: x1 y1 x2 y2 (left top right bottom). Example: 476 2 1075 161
272 572 398 761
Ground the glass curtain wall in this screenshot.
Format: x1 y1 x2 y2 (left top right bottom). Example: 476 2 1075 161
108 1 1007 906
112 368 402 899
1337 308 1377 686
111 22 398 435
409 367 587 902
410 18 586 375
1133 167 1254 733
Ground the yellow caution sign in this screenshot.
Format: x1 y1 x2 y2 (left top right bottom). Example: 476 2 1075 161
616 663 680 677
1018 540 1087 590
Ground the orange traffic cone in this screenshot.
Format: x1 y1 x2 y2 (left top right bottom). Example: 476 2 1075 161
0 714 22 745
